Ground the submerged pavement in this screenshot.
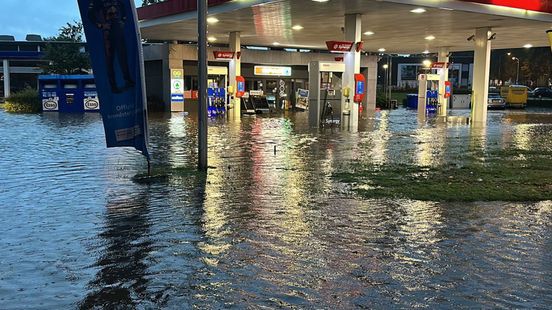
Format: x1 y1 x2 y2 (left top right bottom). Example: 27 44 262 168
0 108 551 308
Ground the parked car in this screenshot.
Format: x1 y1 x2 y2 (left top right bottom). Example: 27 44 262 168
530 87 552 99
488 92 506 109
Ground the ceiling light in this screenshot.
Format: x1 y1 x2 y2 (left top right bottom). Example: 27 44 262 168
364 31 375 36
423 59 432 67
247 46 269 51
383 64 389 69
378 48 386 52
273 42 281 46
292 25 304 30
410 8 426 13
284 48 298 52
523 44 533 48
312 0 329 2
207 17 219 24
425 35 435 41
207 36 217 42
299 49 311 53
423 50 430 54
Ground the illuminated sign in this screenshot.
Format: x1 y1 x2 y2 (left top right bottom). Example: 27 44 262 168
213 51 235 59
171 69 184 103
254 66 292 76
460 0 552 13
431 62 449 69
326 41 354 52
426 74 441 81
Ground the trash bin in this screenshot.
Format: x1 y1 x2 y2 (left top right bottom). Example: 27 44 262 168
39 75 99 113
406 94 418 109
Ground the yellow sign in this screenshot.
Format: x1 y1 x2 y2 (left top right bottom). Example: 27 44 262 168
254 66 292 76
171 69 183 79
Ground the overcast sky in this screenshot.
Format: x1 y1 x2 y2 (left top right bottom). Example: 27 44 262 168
1 0 142 40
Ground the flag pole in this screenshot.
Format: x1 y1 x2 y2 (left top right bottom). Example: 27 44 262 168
198 0 208 171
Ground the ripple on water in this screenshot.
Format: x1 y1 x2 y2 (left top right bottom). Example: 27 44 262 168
0 109 551 308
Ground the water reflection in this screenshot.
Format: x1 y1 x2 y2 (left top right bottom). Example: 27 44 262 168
1 109 552 308
80 192 152 308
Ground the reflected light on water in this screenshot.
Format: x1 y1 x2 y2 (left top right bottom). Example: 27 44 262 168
414 126 447 167
369 111 390 165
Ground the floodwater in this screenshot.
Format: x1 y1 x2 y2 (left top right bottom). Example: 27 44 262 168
0 108 551 309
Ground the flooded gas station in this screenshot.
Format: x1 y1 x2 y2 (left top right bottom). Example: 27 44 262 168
1 0 552 308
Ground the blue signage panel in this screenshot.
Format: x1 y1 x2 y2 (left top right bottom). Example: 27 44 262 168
171 94 184 102
78 0 149 159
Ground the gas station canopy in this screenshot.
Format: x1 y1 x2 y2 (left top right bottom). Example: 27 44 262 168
138 0 552 53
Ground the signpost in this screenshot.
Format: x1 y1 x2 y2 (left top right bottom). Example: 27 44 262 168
171 69 185 111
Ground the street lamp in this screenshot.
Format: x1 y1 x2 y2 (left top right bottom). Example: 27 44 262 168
512 56 520 84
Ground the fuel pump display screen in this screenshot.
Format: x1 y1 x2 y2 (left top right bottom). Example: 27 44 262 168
356 81 365 95
238 82 245 92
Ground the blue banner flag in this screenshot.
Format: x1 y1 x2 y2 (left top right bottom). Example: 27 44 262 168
78 0 150 159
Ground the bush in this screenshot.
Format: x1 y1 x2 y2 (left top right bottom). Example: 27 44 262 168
3 87 42 113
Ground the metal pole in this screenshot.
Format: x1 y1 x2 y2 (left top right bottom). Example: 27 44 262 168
3 59 10 98
516 60 520 84
198 0 208 171
388 56 392 106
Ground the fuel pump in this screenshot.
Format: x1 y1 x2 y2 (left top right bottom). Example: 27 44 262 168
354 74 366 114
417 64 450 119
233 76 245 113
236 76 245 98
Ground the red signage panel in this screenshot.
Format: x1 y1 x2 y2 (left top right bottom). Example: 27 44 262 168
459 0 552 13
213 51 235 59
326 41 354 52
431 62 449 69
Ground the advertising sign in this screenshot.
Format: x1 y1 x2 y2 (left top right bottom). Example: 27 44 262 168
254 66 292 76
42 92 59 111
326 41 354 52
297 89 309 98
84 91 100 111
78 0 149 159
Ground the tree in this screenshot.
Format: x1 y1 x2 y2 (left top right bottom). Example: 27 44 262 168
41 21 91 74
